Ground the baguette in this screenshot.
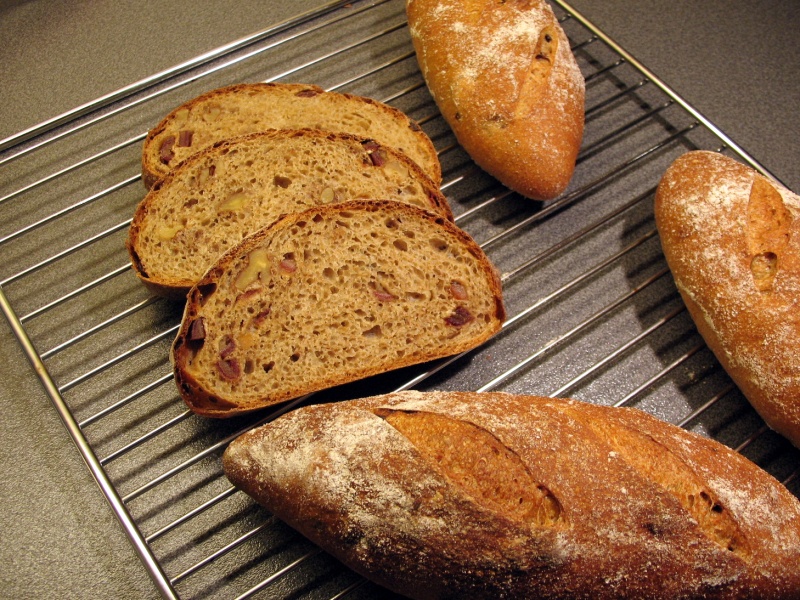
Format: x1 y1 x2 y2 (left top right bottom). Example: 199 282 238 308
655 151 800 448
128 129 452 297
141 82 441 188
223 390 800 599
172 201 504 417
406 0 585 200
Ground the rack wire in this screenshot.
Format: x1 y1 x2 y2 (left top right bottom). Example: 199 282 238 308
1 0 797 598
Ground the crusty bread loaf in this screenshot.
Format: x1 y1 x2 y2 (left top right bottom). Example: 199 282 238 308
128 129 452 297
655 151 800 449
223 390 800 599
406 0 585 200
141 82 442 188
172 201 504 417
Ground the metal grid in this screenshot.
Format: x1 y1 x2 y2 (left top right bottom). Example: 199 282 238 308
1 0 798 598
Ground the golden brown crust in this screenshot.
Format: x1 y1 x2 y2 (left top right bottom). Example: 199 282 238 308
172 201 505 417
129 129 452 297
406 0 585 200
223 390 800 599
655 150 800 448
141 82 441 188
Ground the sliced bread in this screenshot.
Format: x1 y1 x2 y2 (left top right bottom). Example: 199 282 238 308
128 129 452 297
141 82 441 188
172 200 505 417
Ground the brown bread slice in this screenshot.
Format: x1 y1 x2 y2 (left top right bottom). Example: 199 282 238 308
128 129 452 297
141 82 441 188
172 201 505 417
223 390 800 599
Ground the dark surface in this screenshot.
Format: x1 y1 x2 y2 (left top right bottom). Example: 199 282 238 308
0 1 797 598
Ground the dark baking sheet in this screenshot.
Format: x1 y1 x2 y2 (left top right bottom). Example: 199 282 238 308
0 0 797 598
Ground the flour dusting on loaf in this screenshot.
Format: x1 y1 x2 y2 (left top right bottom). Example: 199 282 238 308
224 391 800 599
655 150 800 449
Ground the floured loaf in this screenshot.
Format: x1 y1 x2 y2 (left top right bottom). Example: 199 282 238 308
172 201 505 417
128 129 451 297
407 0 585 200
655 151 800 448
224 390 800 599
141 82 442 187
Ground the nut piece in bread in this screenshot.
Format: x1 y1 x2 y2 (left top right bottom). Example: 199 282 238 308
128 129 452 298
141 82 441 188
223 390 800 599
655 151 800 448
406 0 585 200
172 201 505 417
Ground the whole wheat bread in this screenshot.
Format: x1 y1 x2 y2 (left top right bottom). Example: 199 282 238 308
655 150 800 448
172 200 505 417
128 129 452 297
407 0 585 200
141 82 441 188
224 390 800 599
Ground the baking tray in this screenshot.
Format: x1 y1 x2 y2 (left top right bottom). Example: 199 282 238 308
1 0 797 598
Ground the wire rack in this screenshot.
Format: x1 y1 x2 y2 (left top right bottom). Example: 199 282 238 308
1 0 798 598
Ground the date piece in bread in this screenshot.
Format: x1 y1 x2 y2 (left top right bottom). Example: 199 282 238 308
172 201 505 417
141 82 442 188
223 390 800 599
655 151 800 448
406 0 585 201
128 129 452 297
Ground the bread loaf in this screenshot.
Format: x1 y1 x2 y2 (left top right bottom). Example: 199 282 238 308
141 82 442 188
406 0 585 200
172 201 505 417
655 151 800 448
128 129 452 297
223 390 800 599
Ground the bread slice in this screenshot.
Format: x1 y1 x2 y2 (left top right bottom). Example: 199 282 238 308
223 390 800 599
128 129 452 297
172 200 505 417
141 82 441 188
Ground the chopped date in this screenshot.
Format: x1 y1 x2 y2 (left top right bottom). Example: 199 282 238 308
373 290 396 302
450 280 469 300
159 136 176 164
219 336 236 359
280 258 297 273
188 317 206 341
217 358 241 381
445 306 474 327
177 129 194 147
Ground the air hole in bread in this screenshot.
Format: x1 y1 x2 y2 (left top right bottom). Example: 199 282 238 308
273 175 292 188
362 325 382 338
430 238 447 251
585 419 749 559
376 409 564 527
196 283 217 306
393 239 408 251
750 252 778 291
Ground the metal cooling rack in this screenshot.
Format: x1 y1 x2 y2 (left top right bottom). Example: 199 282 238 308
1 0 797 598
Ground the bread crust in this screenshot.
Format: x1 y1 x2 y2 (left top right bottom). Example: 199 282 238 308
223 390 800 599
172 200 505 417
655 151 800 448
141 82 442 188
406 0 585 200
129 129 452 297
